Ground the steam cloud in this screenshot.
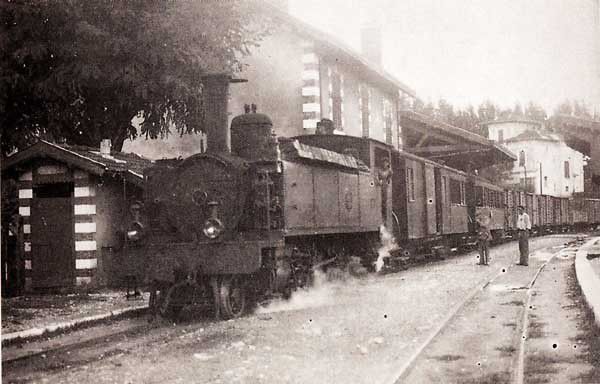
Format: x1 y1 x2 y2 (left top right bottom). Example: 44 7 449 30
374 225 398 273
255 270 336 314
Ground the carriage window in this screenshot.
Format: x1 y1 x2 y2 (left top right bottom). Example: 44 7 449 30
475 187 484 206
442 176 447 203
564 161 570 178
460 182 466 205
406 167 415 201
450 179 461 205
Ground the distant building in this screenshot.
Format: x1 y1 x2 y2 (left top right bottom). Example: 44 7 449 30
485 120 585 197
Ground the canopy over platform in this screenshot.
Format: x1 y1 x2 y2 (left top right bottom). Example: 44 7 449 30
551 115 600 158
400 110 516 172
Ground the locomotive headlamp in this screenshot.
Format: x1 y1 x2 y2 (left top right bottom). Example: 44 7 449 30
203 201 224 239
203 217 224 239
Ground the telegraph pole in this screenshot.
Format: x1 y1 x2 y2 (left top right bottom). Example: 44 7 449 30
539 162 543 194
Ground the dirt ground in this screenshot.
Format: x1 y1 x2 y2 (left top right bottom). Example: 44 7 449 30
5 236 592 384
1 290 148 335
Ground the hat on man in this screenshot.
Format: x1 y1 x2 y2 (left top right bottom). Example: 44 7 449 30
517 205 525 209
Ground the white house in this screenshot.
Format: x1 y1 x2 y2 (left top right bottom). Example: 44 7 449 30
485 120 585 197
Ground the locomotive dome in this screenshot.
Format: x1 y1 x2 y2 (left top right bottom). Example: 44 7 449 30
230 110 277 162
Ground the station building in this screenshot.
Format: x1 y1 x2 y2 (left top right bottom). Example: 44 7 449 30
123 1 417 159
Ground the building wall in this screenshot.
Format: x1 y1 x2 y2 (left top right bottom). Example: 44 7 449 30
228 26 306 138
16 169 33 290
71 169 99 287
504 140 585 197
318 57 400 147
487 121 541 142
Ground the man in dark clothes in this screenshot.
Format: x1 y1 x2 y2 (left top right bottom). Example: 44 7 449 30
516 205 531 266
476 208 492 265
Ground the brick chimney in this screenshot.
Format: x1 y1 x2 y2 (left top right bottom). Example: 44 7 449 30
100 139 111 155
361 25 382 67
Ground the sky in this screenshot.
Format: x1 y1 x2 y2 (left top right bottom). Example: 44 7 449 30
289 0 600 115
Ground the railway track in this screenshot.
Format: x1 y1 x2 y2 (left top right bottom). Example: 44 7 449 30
2 316 152 366
385 242 581 384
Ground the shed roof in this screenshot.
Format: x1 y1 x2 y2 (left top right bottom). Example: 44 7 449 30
2 140 154 186
399 110 517 171
481 119 544 127
281 139 368 171
503 129 561 143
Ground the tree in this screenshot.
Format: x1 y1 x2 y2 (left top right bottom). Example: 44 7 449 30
0 1 268 155
511 102 524 119
524 102 547 122
436 98 455 123
555 100 573 116
477 101 497 122
422 101 436 117
572 100 592 119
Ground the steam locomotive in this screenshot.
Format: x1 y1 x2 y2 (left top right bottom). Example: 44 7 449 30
127 109 391 319
124 81 600 321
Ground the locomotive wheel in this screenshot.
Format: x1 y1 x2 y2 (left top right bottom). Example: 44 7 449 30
158 283 186 320
218 275 247 320
149 282 169 321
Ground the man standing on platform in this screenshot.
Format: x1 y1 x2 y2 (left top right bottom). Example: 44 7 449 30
516 205 531 266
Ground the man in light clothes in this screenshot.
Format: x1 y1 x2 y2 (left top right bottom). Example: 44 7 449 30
516 205 531 266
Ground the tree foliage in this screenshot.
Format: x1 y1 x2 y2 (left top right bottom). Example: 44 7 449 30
413 98 555 136
0 0 269 155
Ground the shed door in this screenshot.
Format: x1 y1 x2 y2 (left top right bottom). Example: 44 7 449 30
31 183 74 288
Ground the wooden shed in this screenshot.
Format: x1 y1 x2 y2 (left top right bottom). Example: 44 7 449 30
2 140 153 292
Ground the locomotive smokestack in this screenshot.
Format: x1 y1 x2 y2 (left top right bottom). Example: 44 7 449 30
202 74 231 153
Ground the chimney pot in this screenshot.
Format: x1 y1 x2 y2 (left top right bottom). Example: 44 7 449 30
361 26 382 67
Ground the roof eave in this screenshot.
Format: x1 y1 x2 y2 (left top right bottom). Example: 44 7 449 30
263 3 416 98
2 141 107 177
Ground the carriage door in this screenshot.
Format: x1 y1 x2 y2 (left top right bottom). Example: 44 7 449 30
31 183 75 288
424 164 437 235
391 153 408 241
434 167 443 234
